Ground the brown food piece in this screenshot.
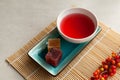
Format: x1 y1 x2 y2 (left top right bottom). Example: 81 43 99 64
48 38 60 51
45 48 62 67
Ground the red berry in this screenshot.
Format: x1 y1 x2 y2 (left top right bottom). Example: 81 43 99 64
103 74 108 79
106 57 112 62
111 65 116 69
94 75 99 79
116 58 120 63
112 68 116 74
117 62 120 67
99 74 102 79
111 60 116 65
96 69 100 74
103 65 108 69
109 72 114 76
91 77 95 80
109 68 112 73
112 52 117 57
93 71 98 76
115 55 119 59
102 61 107 65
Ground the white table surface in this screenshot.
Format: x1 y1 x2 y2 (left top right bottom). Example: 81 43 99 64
0 0 120 80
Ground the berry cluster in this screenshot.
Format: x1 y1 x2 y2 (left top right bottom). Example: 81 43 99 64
91 52 120 80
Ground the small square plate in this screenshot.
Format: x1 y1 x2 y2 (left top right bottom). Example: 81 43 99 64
28 26 101 76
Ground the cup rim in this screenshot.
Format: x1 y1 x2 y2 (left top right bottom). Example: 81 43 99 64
57 8 98 43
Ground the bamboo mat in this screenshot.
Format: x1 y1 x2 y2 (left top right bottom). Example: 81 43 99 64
6 21 120 80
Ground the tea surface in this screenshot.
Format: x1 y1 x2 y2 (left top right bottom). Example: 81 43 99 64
60 13 95 39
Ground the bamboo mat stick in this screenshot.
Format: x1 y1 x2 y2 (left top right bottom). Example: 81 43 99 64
6 21 120 80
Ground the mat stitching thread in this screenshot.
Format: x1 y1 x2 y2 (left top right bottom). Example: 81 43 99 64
60 28 111 80
26 67 40 79
10 48 27 64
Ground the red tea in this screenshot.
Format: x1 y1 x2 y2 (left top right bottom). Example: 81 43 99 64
60 13 95 39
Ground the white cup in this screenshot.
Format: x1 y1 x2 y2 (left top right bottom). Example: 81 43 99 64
57 8 98 43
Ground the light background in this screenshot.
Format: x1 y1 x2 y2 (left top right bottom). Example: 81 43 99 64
0 0 120 79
